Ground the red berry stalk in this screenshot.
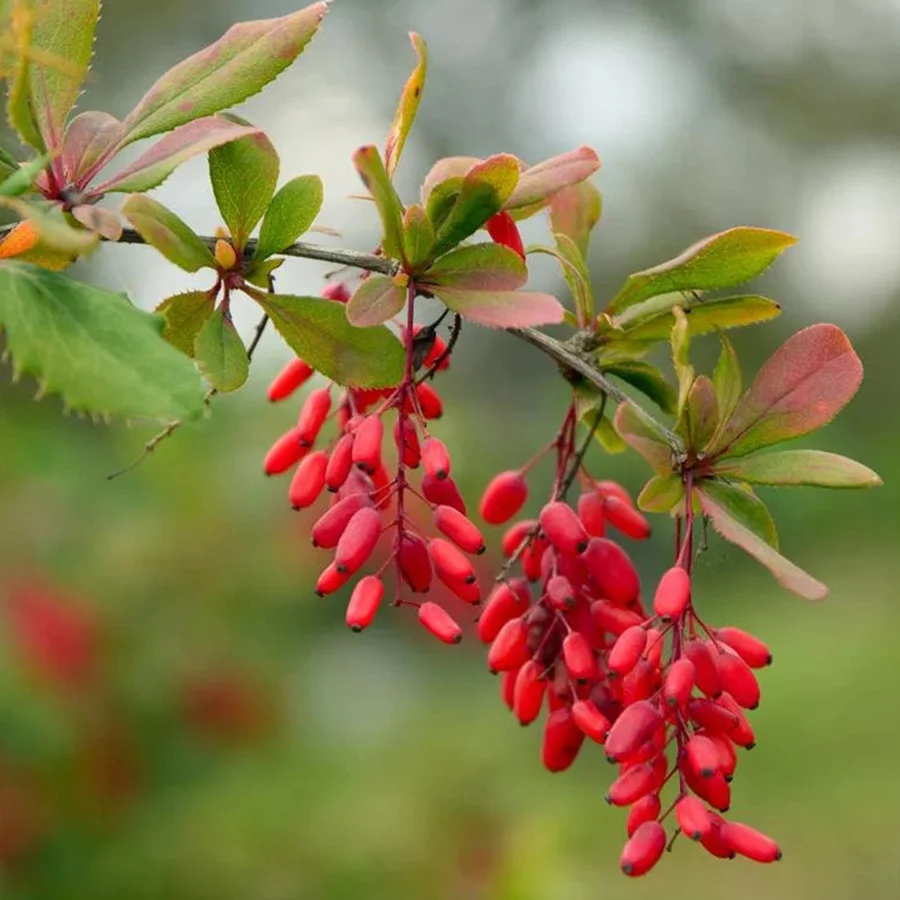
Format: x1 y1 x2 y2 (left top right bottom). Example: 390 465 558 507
263 282 481 643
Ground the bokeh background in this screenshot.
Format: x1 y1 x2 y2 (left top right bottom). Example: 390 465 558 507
1 1 899 897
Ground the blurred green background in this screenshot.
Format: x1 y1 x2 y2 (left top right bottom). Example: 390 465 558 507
1 1 899 897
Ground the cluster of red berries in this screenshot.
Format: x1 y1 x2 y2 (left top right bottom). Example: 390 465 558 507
264 283 486 642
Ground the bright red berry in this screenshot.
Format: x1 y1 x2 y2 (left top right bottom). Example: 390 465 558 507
264 427 307 476
334 508 382 575
345 576 384 631
417 602 462 644
620 821 666 877
433 506 485 555
288 450 328 509
480 471 528 525
267 358 314 402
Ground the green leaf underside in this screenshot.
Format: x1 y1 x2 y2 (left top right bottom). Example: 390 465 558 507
253 175 323 261
119 4 328 145
696 484 827 601
430 288 564 329
506 146 600 210
608 227 797 314
422 242 527 292
251 292 404 388
0 262 204 419
345 275 406 328
604 360 677 415
401 204 435 271
384 32 427 177
209 120 279 250
62 111 123 182
671 307 694 423
549 181 602 259
613 403 673 475
685 375 719 451
709 324 863 461
713 450 882 489
155 290 215 356
121 194 216 272
711 334 742 441
637 474 685 513
431 154 520 258
194 306 249 392
352 145 404 260
696 479 778 548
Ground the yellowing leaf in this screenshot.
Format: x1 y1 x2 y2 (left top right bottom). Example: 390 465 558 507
384 32 427 177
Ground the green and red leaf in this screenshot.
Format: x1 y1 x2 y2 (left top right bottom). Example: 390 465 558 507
429 287 564 329
684 375 719 451
421 243 527 292
62 111 123 183
637 474 685 514
713 450 882 489
613 402 673 475
384 32 427 177
345 274 407 328
352 145 405 260
400 204 435 272
548 181 602 259
505 146 600 211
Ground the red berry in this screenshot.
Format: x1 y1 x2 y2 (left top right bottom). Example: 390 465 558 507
676 795 712 841
296 387 332 446
688 698 739 735
608 625 648 677
500 669 518 709
686 734 721 779
480 471 528 525
627 794 661 837
571 699 611 743
620 821 666 877
685 767 731 812
351 415 384 475
334 508 382 575
577 491 606 537
719 821 782 863
267 358 314 402
562 631 596 682
488 617 530 672
315 562 349 597
393 418 421 468
422 472 467 515
513 660 545 725
433 506 485 555
325 433 355 492
684 639 722 698
542 707 585 773
287 450 328 509
416 382 443 419
583 538 640 606
715 627 772 668
485 210 525 259
345 576 383 631
418 602 462 644
501 519 536 557
539 501 589 557
311 494 370 548
663 658 696 709
700 813 736 859
606 762 660 806
605 700 663 763
421 437 451 480
716 693 756 748
715 651 761 709
653 566 691 620
546 575 575 610
321 281 351 303
477 583 525 643
428 538 477 585
591 600 644 636
603 496 651 540
398 534 433 593
264 427 308 476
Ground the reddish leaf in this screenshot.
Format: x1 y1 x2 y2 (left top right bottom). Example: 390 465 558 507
549 181 602 258
506 146 601 210
420 156 481 206
685 375 719 452
613 403 673 475
697 479 778 549
421 243 527 292
62 111 123 184
346 274 407 327
430 288 564 329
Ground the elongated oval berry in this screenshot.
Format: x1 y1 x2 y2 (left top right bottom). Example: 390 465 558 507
264 428 308 476
684 639 722 698
583 538 640 606
542 707 585 773
315 562 349 597
485 210 525 259
705 732 738 780
488 617 530 672
719 821 782 863
606 762 658 806
715 651 761 709
513 660 545 725
442 576 481 605
642 628 664 669
604 495 651 540
715 626 772 668
577 491 606 537
620 821 666 877
296 387 332 446
688 698 739 734
621 659 659 706
288 450 328 509
546 575 575 610
416 382 443 419
477 583 525 643
686 734 721 779
428 538 476 585
351 415 384 475
592 480 633 507
393 418 421 468
334 508 382 575
398 534 432 593
311 494 369 548
562 632 596 683
345 576 384 631
605 700 663 762
716 693 756 747
433 506 485 555
321 281 351 303
676 795 712 841
591 600 644 636
685 766 731 812
608 625 648 677
501 519 536 557
418 601 462 644
539 501 589 557
268 358 315 402
422 472 467 515
653 566 691 620
480 471 528 525
571 699 611 743
627 793 661 838
700 814 736 859
663 658 696 709
325 433 355 492
421 437 451 480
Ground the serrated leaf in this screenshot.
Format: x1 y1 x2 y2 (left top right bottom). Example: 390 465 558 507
352 145 404 260
154 290 215 356
253 175 323 261
345 274 407 327
708 324 863 461
549 181 602 258
118 4 328 145
194 305 249 392
421 243 527 291
384 32 427 177
696 482 827 600
208 117 278 251
0 152 49 196
604 360 677 414
711 333 742 436
25 0 100 147
637 474 685 513
608 226 797 314
429 287 563 329
121 194 216 273
431 154 520 258
247 291 404 388
616 294 782 342
62 111 123 183
506 146 600 210
613 402 674 476
0 261 204 419
713 450 882 489
401 204 434 272
528 235 593 326
91 116 259 195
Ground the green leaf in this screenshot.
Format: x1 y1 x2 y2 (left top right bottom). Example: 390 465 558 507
0 197 98 256
713 450 882 490
431 154 520 258
154 290 215 356
708 324 863 461
384 32 427 177
243 256 284 289
62 111 123 182
0 262 204 419
696 482 827 600
607 226 797 314
604 360 677 414
0 152 50 197
208 117 279 251
118 3 328 145
696 478 778 548
685 375 719 451
424 177 463 233
527 235 593 326
671 306 694 423
91 117 259 195
352 145 404 260
505 146 600 210
421 243 527 291
121 194 216 273
549 181 602 258
253 175 323 261
420 156 479 206
429 287 564 329
0 145 19 179
25 0 101 147
401 204 435 272
613 402 673 475
711 334 742 435
248 291 404 388
6 45 44 151
345 274 407 328
616 294 782 342
194 306 249 392
637 474 685 514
